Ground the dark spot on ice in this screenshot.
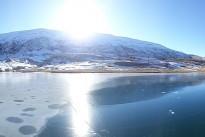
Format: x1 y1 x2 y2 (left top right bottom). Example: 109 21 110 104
0 135 6 137
48 104 61 109
22 107 36 112
48 104 66 109
0 101 4 104
14 100 24 102
30 96 36 99
21 113 34 117
19 125 37 135
16 104 21 106
6 117 23 123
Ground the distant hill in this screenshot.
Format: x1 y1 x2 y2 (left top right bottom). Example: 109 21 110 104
0 29 204 72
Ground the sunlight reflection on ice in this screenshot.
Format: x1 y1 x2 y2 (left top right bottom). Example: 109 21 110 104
67 74 97 137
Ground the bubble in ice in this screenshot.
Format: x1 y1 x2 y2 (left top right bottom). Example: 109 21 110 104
19 125 37 135
22 107 36 112
48 104 66 109
13 100 24 102
6 117 24 124
21 113 34 117
169 109 175 115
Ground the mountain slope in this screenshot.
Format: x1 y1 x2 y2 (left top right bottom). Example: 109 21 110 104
0 29 202 72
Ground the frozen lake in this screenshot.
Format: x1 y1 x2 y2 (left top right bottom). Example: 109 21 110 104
1 73 205 137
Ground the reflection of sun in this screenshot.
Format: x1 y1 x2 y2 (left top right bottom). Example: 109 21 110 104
67 74 97 137
53 0 109 40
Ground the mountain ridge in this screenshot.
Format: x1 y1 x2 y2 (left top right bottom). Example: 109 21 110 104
0 29 204 72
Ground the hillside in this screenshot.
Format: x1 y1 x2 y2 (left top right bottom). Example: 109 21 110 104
0 29 204 72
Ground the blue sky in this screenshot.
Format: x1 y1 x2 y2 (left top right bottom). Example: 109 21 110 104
0 0 205 56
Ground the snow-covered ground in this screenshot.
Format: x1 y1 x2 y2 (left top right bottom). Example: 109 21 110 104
0 60 202 72
0 60 36 72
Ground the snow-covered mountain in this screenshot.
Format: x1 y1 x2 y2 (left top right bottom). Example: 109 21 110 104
0 29 203 71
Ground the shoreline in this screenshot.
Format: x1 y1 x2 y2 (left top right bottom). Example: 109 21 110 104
3 67 205 73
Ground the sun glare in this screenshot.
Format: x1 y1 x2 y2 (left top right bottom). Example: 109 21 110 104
66 74 97 136
54 0 109 40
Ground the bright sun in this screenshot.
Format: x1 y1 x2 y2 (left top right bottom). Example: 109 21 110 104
54 0 109 40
